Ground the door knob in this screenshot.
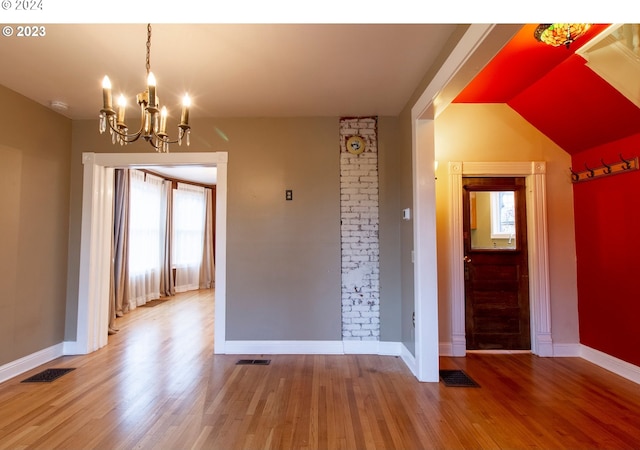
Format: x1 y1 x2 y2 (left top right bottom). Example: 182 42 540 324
463 256 472 263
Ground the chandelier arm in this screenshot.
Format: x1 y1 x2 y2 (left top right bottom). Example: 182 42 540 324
147 139 164 150
105 117 144 143
154 135 182 145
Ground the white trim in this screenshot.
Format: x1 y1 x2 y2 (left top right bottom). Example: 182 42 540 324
0 344 64 384
439 341 454 357
213 154 228 354
75 152 228 355
62 340 89 355
410 24 497 383
343 341 403 355
448 162 466 357
224 340 344 355
76 158 114 354
581 345 640 385
400 344 417 377
412 119 440 382
343 341 380 354
448 161 553 356
412 24 496 120
575 24 622 55
378 342 404 356
222 340 405 357
553 343 581 357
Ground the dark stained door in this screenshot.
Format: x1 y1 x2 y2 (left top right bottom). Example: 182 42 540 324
462 177 530 350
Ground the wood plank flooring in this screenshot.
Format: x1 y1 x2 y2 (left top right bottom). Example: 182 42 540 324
1 289 640 449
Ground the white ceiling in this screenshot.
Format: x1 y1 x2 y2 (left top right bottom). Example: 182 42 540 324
0 23 459 120
0 23 461 185
144 165 217 185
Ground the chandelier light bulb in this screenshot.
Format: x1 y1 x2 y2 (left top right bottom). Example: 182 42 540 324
159 106 168 135
116 94 126 124
147 72 157 109
102 75 112 110
181 94 191 126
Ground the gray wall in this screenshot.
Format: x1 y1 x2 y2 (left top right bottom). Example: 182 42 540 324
69 116 403 342
0 85 71 365
378 117 402 342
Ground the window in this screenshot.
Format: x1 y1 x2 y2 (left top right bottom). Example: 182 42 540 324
128 170 163 276
490 191 515 239
172 183 206 292
127 170 165 305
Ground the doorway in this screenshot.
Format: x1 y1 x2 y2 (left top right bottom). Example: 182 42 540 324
462 177 530 350
446 161 552 357
72 152 228 357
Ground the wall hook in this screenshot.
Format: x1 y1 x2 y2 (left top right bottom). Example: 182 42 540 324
620 153 632 170
584 162 595 178
569 167 580 182
600 158 612 174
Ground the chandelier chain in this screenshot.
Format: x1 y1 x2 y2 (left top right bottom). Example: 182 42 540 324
146 23 151 75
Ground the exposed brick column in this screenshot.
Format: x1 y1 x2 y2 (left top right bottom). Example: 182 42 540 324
339 117 380 341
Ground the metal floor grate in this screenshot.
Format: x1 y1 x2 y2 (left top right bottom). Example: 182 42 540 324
236 359 271 365
439 369 480 387
21 368 76 383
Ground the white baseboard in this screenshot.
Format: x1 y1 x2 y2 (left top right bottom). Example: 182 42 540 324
223 340 345 355
0 343 64 384
344 340 403 356
439 342 454 356
378 341 403 356
552 343 581 357
222 340 405 357
580 345 640 385
63 340 89 355
439 341 583 358
343 340 380 354
400 344 417 377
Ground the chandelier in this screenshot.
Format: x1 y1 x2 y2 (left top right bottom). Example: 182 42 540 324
534 23 591 49
99 24 191 153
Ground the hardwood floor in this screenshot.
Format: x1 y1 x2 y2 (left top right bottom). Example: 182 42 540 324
1 289 640 449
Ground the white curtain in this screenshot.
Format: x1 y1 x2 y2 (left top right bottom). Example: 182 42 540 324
128 170 165 307
173 182 206 292
200 187 215 289
159 179 175 297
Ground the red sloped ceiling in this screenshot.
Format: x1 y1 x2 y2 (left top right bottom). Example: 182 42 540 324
453 24 640 155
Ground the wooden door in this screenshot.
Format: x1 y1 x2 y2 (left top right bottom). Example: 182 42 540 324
462 177 530 350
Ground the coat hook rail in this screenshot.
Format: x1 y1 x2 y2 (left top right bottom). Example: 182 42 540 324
570 154 638 183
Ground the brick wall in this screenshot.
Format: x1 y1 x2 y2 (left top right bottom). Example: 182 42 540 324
340 117 380 341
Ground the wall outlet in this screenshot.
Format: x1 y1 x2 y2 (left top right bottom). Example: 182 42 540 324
285 190 293 201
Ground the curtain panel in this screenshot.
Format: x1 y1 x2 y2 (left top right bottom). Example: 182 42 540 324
159 179 175 297
173 182 206 293
200 187 215 289
127 170 165 307
110 168 130 332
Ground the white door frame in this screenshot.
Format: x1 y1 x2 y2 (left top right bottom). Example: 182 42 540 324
66 151 228 355
410 24 499 382
447 161 553 356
